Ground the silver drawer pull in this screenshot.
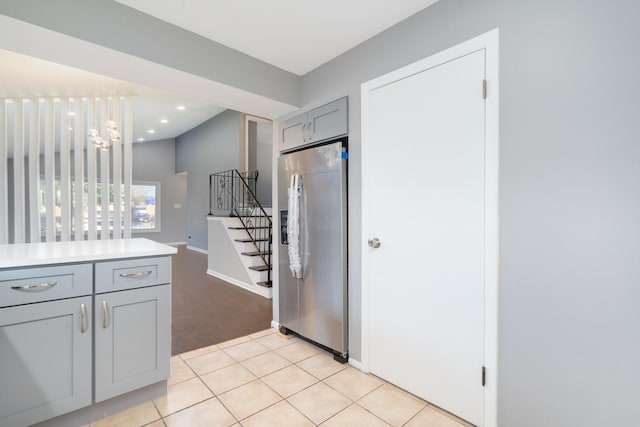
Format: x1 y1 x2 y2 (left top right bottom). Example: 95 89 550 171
11 281 58 292
119 271 152 279
80 303 87 334
102 301 109 329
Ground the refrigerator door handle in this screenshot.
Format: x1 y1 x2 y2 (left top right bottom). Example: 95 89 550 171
287 173 303 279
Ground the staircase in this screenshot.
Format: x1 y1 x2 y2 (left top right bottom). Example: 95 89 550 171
227 213 272 288
208 170 272 294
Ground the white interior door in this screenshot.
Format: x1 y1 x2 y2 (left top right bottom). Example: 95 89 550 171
363 44 494 426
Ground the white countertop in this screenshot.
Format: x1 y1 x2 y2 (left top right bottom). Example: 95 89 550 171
0 238 177 269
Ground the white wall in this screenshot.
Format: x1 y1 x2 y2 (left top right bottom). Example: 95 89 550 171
207 217 253 284
248 120 273 207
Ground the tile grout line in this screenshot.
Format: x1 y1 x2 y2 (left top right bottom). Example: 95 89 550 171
186 334 285 424
150 397 165 426
199 332 326 425
98 326 468 427
162 329 378 427
195 367 241 426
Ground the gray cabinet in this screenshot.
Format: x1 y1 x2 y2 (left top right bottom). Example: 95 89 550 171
95 284 170 402
0 296 92 427
280 115 306 149
280 97 348 151
0 254 172 427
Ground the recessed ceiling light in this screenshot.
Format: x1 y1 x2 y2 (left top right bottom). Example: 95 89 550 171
147 129 155 134
69 127 73 131
69 112 75 116
160 119 168 124
177 105 185 110
137 137 145 142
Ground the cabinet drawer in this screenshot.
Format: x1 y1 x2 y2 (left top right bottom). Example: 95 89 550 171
95 256 171 293
0 264 92 308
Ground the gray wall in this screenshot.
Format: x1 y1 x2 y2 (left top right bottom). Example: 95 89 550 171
176 110 242 251
132 139 186 244
4 1 640 425
298 1 640 426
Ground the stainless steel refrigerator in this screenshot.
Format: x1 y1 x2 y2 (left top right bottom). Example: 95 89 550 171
277 139 348 362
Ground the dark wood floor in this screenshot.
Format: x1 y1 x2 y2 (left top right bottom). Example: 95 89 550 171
171 245 273 355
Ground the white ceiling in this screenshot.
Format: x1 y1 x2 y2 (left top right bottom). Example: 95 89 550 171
1 0 439 142
114 0 440 75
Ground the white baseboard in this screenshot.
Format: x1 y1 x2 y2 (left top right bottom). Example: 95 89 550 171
348 357 365 371
207 269 272 299
270 320 280 330
187 245 208 255
166 241 187 246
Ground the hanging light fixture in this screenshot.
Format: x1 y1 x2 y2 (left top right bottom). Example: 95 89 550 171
88 120 120 151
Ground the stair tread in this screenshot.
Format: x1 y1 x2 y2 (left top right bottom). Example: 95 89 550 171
228 226 271 230
256 281 272 288
241 251 272 256
248 265 272 272
235 238 269 243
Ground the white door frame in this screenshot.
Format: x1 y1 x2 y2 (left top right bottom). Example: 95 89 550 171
243 114 273 172
360 28 499 427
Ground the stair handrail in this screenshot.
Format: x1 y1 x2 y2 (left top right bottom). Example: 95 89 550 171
209 169 272 285
208 169 258 215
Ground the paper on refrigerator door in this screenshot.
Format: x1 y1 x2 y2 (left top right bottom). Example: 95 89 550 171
287 173 303 279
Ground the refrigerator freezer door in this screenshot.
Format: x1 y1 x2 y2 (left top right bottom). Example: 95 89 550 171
278 141 347 354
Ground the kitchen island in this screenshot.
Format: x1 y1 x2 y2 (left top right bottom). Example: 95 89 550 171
0 238 177 427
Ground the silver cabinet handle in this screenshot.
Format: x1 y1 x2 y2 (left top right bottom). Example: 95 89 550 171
302 124 306 142
80 303 87 333
11 281 57 291
119 271 152 278
308 121 313 140
102 300 109 329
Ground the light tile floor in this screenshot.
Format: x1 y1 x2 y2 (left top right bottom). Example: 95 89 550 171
90 328 471 427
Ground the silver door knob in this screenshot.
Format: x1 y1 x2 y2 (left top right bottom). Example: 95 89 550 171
368 238 381 248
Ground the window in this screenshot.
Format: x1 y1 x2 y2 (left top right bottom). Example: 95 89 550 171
39 180 161 236
131 182 161 232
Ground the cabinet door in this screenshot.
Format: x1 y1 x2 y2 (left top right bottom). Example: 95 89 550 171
280 113 307 150
308 97 348 143
94 285 170 402
0 296 92 427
